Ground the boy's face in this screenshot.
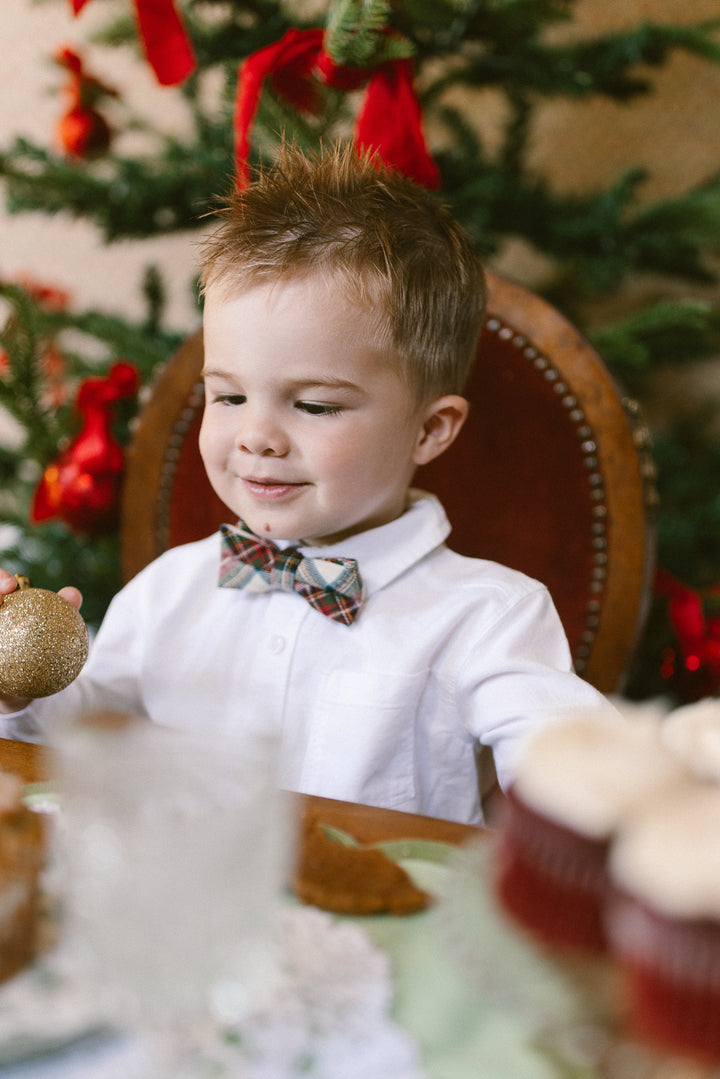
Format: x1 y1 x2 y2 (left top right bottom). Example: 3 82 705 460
200 275 465 546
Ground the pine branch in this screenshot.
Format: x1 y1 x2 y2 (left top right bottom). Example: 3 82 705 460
539 19 720 100
624 412 720 700
325 0 414 67
0 135 231 240
629 177 720 272
252 80 351 163
402 0 574 56
185 10 297 68
47 309 183 381
442 160 647 287
653 419 720 588
422 17 720 102
445 154 720 297
590 300 720 378
0 281 182 471
0 277 180 623
0 285 67 460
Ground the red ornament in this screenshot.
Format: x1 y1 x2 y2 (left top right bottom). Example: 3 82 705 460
54 47 116 159
31 362 140 536
57 104 111 158
15 277 70 311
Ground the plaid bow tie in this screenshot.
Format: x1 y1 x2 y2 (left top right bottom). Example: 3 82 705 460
218 523 363 625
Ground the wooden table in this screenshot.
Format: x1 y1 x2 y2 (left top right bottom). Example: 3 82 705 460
0 740 703 1078
0 736 481 847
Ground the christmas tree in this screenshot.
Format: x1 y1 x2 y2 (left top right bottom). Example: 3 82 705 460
1 0 720 699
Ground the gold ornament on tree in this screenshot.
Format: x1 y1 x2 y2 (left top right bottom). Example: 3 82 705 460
0 576 89 699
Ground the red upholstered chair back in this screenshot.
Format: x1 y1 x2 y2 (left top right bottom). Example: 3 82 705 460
120 271 656 693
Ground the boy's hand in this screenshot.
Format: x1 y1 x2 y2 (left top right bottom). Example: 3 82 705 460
0 570 82 611
0 570 17 602
0 570 84 711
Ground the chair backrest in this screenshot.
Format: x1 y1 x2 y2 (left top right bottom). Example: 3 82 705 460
120 270 656 693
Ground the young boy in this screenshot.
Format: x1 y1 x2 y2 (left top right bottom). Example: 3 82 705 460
0 145 615 825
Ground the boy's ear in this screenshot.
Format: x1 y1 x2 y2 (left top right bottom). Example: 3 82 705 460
412 394 470 466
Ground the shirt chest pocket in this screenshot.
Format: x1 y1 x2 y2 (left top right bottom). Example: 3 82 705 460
301 668 430 809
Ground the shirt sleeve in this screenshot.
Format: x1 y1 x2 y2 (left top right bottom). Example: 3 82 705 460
0 704 47 743
454 583 620 789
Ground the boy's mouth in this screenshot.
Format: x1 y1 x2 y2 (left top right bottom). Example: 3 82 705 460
243 477 307 499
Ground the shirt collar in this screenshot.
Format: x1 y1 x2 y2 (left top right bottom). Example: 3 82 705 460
297 489 451 595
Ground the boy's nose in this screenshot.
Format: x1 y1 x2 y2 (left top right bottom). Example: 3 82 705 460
236 411 289 457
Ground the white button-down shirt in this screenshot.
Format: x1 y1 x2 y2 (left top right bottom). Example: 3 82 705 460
3 492 614 824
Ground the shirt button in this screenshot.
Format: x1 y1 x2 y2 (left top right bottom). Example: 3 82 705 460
268 634 286 654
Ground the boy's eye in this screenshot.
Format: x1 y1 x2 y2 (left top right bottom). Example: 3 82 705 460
212 393 246 406
296 401 342 416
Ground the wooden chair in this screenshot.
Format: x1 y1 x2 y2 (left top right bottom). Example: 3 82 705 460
120 270 656 694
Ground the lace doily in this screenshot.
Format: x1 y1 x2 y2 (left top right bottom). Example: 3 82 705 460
0 904 424 1079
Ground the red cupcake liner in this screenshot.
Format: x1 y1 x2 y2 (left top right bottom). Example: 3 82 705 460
494 788 610 953
606 891 720 1061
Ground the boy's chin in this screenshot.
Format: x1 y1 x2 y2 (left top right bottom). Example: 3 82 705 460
242 518 284 540
237 507 383 546
238 513 308 543
241 519 344 547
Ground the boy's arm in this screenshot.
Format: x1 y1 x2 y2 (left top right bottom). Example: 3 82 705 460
457 584 619 792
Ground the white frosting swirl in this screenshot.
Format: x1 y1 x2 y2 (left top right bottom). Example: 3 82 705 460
512 714 687 839
609 781 720 918
662 697 720 782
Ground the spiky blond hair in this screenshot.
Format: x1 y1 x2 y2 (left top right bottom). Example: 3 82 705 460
199 143 486 400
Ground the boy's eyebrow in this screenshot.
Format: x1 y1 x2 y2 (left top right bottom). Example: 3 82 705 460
291 376 363 393
201 369 363 394
201 367 236 380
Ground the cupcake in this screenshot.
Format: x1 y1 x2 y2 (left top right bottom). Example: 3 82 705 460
661 697 720 783
606 782 720 1062
494 714 686 954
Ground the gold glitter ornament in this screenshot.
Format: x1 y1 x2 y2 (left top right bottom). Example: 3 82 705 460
0 577 89 699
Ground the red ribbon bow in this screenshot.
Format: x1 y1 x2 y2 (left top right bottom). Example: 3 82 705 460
68 0 196 86
31 362 140 535
233 27 440 189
